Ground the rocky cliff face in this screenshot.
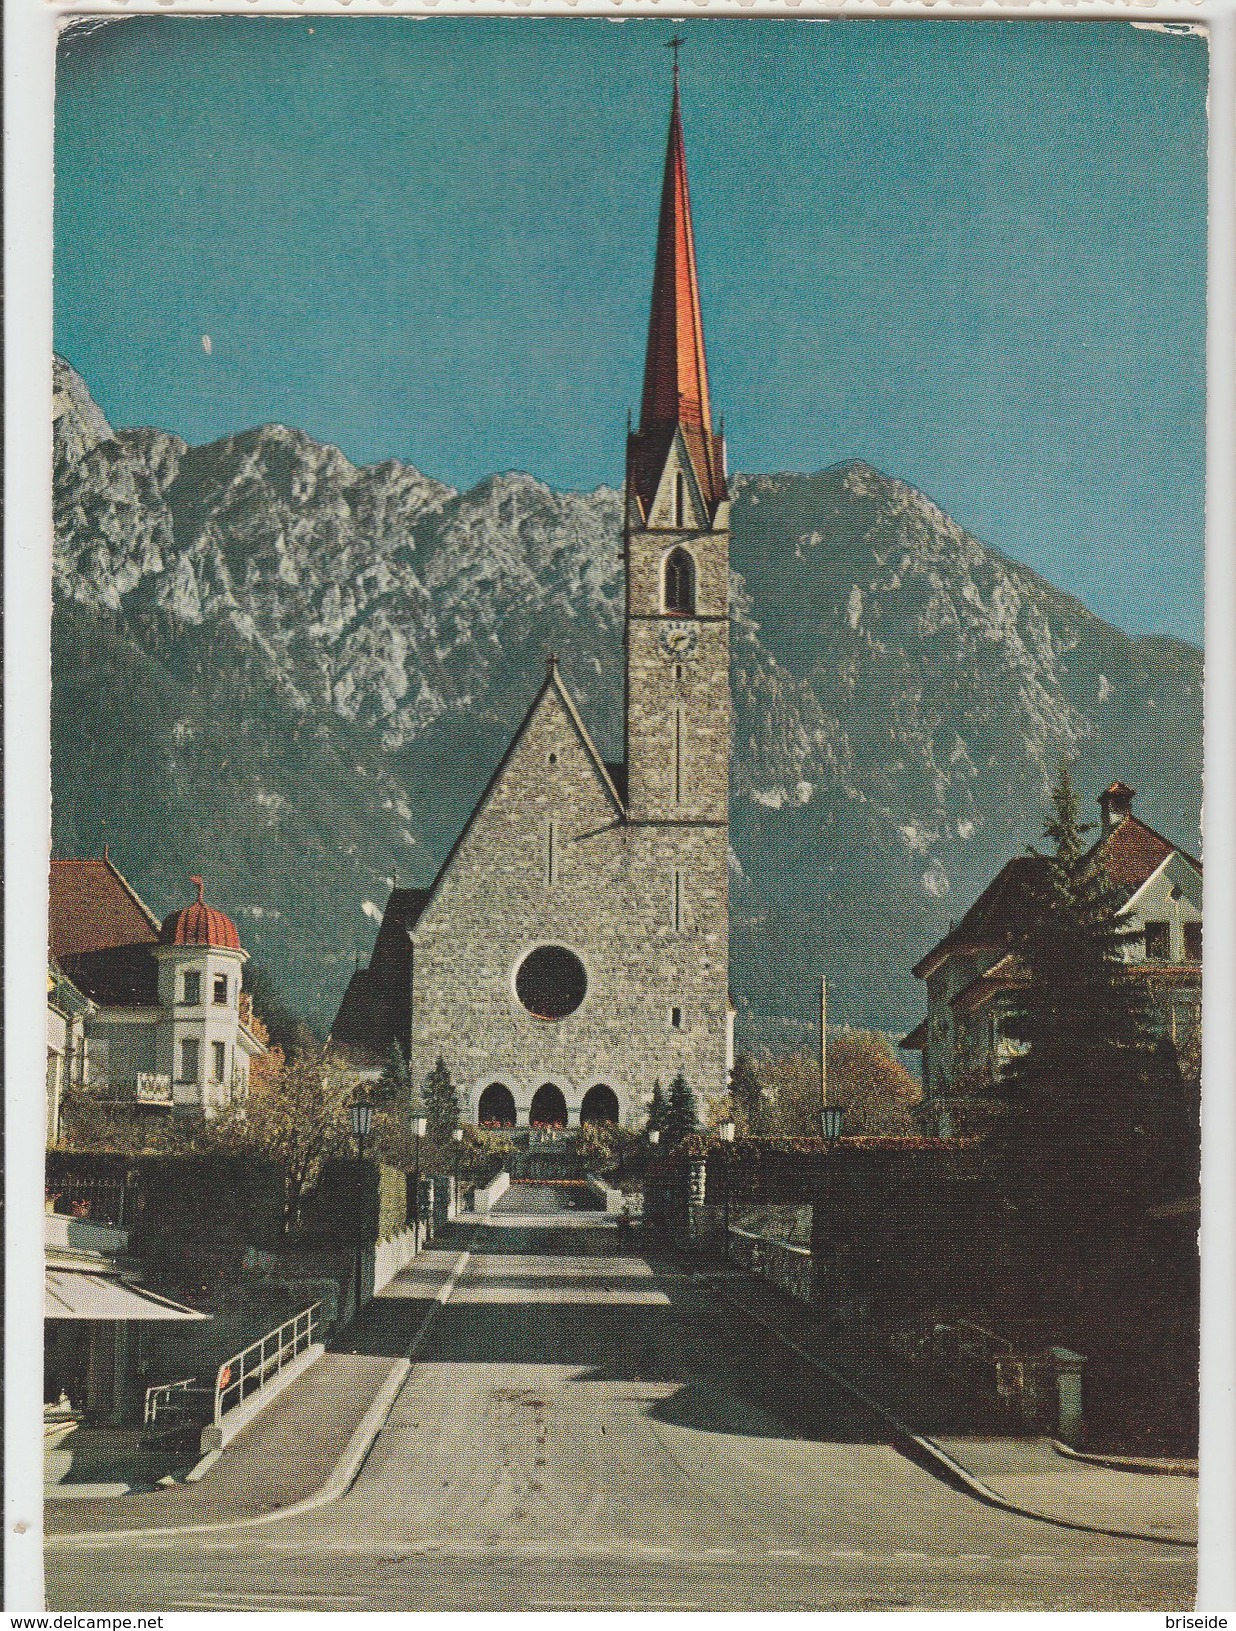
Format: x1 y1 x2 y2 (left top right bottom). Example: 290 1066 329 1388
51 357 1202 1044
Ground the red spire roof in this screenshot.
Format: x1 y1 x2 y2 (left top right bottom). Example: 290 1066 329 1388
641 78 713 437
160 875 241 951
628 75 726 521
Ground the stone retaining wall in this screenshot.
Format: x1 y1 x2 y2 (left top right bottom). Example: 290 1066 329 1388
727 1226 815 1305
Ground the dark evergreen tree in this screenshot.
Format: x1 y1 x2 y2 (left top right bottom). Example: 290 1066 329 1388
665 1070 698 1146
729 1052 766 1135
999 759 1156 1233
422 1056 460 1143
243 962 312 1054
647 1079 668 1134
380 1040 411 1105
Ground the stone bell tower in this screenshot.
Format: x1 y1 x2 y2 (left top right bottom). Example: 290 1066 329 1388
624 67 731 828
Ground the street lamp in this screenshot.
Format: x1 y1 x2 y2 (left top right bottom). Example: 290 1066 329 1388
411 1111 428 1241
820 1104 845 1147
452 1124 464 1218
349 1094 374 1162
719 1118 736 1259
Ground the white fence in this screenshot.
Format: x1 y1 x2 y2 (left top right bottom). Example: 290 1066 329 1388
212 1302 320 1431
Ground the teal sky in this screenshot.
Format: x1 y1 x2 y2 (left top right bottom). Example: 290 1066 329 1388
55 17 1207 643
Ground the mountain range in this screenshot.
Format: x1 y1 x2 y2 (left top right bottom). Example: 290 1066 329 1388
51 356 1203 1049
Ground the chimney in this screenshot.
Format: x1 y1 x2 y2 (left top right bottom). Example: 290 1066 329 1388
1098 781 1135 834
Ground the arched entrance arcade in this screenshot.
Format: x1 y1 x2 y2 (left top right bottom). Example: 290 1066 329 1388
580 1083 620 1125
530 1082 568 1129
478 1082 516 1128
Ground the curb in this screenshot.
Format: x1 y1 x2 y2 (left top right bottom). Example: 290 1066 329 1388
46 1243 475 1549
702 1274 1197 1551
44 1482 132 1502
1050 1438 1199 1478
184 1449 221 1484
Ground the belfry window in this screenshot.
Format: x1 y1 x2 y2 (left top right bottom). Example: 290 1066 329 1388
664 547 696 615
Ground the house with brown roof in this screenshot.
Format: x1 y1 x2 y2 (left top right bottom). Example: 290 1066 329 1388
901 782 1202 1137
48 853 266 1128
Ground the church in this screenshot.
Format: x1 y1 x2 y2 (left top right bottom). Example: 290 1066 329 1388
333 77 734 1130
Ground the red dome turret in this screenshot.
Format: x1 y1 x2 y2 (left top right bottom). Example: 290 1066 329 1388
160 876 241 951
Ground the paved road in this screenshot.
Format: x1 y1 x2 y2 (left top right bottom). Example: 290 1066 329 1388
46 1184 1195 1610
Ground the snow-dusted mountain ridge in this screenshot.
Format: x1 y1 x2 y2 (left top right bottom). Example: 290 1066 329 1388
51 356 1202 1044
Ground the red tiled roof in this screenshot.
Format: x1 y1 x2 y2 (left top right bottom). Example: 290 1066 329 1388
49 856 162 960
160 876 241 951
898 1019 928 1051
950 953 1029 1019
1091 815 1190 894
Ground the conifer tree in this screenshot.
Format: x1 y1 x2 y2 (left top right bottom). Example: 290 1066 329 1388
665 1070 698 1146
729 1052 766 1135
999 759 1154 1226
381 1040 411 1105
422 1056 460 1143
647 1078 668 1134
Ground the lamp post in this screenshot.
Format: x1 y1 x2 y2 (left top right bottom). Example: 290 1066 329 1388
349 1093 374 1162
719 1118 736 1259
820 1104 845 1148
452 1124 464 1219
348 1093 375 1317
411 1112 427 1241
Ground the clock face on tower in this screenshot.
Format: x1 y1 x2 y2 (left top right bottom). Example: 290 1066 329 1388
659 620 699 661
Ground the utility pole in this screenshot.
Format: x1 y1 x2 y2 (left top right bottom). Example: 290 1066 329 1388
820 976 828 1111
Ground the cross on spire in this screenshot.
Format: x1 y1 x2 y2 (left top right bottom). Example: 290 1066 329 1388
666 35 686 80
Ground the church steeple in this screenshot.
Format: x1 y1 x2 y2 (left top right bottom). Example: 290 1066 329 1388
627 72 726 525
640 74 713 438
623 63 730 829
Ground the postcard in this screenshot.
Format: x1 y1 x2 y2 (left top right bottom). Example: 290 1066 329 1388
10 7 1226 1613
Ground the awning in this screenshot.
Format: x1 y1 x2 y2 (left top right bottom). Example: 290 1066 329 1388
45 1269 209 1321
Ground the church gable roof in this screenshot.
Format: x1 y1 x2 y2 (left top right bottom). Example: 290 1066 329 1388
413 659 625 932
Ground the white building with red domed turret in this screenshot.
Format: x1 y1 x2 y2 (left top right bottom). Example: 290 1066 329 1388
48 854 266 1125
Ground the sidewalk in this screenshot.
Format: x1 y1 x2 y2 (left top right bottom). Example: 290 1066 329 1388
44 1349 402 1535
42 1241 473 1537
697 1265 1197 1547
929 1434 1196 1543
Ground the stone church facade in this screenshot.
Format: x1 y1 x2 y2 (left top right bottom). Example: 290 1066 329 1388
336 78 733 1128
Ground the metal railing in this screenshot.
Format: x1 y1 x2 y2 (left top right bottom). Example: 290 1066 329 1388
213 1303 321 1429
144 1376 212 1427
135 1072 174 1104
45 1176 133 1226
891 1318 1014 1369
85 1074 174 1106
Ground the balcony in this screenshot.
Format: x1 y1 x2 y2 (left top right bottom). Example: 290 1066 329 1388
89 1073 174 1107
